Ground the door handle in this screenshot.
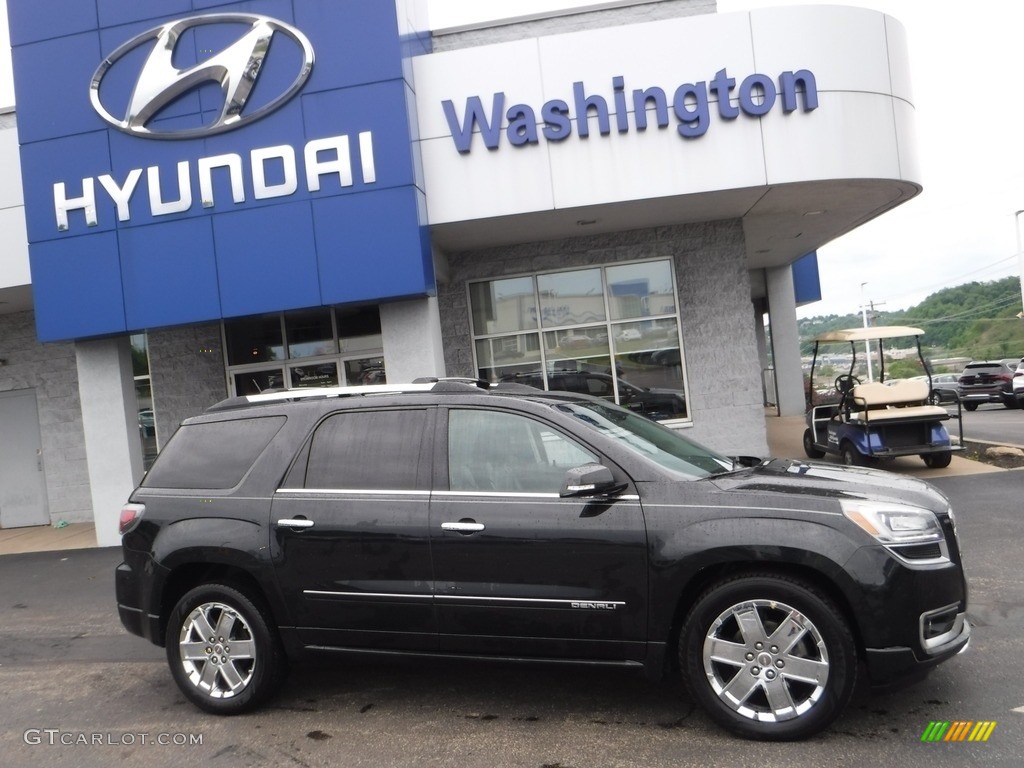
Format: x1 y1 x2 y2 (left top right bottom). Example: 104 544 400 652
277 518 315 530
441 522 485 534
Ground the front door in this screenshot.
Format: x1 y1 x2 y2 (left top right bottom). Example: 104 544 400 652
430 407 648 660
0 389 49 528
271 407 437 651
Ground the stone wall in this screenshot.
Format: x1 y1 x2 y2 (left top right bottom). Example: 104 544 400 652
436 220 769 457
0 311 91 524
147 323 228 448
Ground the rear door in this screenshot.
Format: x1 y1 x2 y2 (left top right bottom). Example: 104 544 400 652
429 407 648 661
271 407 437 651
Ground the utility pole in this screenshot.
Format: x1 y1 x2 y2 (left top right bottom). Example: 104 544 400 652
860 283 873 382
1015 210 1024 320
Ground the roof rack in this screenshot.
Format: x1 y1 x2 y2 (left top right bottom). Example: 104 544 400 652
205 378 491 413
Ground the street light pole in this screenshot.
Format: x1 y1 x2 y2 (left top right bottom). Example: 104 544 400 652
860 282 873 382
1015 210 1024 319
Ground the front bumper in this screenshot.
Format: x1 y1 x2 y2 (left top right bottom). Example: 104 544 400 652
865 611 971 687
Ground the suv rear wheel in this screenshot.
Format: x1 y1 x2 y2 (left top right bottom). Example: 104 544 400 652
679 574 856 740
165 584 288 714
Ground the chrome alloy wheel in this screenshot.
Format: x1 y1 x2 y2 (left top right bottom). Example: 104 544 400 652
178 601 257 699
702 599 829 722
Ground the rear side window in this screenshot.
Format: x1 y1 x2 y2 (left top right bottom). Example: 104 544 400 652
143 416 286 489
304 409 428 491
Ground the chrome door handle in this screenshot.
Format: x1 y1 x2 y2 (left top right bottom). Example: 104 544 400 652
277 518 315 529
441 522 485 533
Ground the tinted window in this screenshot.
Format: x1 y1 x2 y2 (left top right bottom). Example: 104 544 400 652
305 410 427 490
143 416 286 489
448 410 596 493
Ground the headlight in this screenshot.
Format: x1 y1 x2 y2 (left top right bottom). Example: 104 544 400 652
841 499 943 546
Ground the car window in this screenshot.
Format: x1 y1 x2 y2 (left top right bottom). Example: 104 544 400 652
143 416 286 489
304 409 428 490
448 409 597 493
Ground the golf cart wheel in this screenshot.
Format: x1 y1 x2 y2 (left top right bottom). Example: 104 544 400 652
802 429 825 459
922 452 952 469
839 442 867 467
679 574 857 740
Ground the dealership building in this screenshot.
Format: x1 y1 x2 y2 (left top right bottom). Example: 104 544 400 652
0 0 921 545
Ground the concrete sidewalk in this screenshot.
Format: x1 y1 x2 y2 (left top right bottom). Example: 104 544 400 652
0 414 1002 557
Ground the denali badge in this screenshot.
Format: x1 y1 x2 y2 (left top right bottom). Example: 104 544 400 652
571 601 620 610
89 13 314 140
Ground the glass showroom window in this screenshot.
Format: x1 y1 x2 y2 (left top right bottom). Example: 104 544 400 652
131 333 159 469
469 260 689 422
225 307 386 396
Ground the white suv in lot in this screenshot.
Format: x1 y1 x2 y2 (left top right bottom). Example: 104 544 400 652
1012 358 1024 407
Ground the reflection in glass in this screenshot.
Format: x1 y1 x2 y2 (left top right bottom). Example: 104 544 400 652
470 277 537 335
543 329 612 377
290 362 339 388
607 261 676 320
337 306 384 354
345 357 387 385
476 334 542 382
233 369 284 396
225 315 284 365
538 269 605 327
286 309 335 359
614 318 686 419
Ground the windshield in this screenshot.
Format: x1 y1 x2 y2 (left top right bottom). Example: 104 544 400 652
548 400 733 479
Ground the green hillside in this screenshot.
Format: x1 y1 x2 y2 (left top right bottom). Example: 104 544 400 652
798 276 1024 362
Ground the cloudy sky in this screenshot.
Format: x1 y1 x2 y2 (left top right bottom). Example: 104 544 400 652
429 0 1024 319
3 1 1022 319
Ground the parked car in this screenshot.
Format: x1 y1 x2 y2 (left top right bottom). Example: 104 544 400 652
504 369 687 420
1011 358 1024 407
116 379 969 741
957 361 1016 410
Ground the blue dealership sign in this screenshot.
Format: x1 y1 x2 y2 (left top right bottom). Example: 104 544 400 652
7 0 433 341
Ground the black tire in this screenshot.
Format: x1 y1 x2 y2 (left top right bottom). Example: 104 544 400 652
922 451 952 469
963 402 978 412
679 574 856 741
802 429 826 459
840 442 866 467
165 583 288 715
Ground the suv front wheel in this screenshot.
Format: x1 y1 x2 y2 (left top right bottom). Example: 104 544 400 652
679 574 856 740
165 583 288 714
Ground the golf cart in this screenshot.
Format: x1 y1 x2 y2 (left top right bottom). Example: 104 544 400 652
803 326 963 468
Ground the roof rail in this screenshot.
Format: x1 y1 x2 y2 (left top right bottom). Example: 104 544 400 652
205 379 492 413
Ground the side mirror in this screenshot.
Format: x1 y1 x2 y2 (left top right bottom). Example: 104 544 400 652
559 463 622 498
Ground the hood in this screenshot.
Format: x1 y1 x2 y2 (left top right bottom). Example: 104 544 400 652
708 458 950 513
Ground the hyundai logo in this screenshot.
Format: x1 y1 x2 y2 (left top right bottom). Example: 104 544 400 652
90 13 314 140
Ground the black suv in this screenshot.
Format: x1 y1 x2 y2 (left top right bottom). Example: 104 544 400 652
116 380 969 741
957 361 1016 410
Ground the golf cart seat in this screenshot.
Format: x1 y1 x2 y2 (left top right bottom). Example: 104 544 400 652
848 380 949 423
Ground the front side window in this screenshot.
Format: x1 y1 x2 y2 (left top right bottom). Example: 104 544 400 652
448 409 597 494
468 260 688 422
305 410 427 491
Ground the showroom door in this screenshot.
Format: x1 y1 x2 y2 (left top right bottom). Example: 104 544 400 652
0 389 49 528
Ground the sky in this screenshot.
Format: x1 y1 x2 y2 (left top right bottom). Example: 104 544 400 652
3 1 1023 319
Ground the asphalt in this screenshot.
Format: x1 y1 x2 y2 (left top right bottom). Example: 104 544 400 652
0 413 1004 558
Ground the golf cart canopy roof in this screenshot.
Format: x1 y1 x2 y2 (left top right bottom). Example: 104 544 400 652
812 326 926 343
